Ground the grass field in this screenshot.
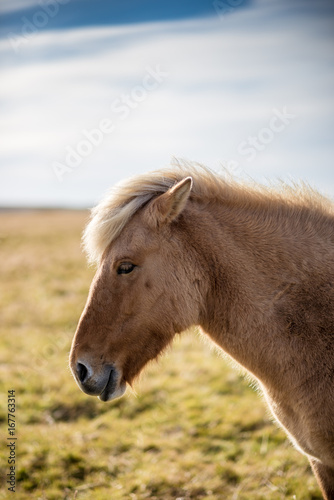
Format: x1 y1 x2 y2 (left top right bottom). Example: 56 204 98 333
0 211 322 500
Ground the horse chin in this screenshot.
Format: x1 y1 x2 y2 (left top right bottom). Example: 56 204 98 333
98 378 127 402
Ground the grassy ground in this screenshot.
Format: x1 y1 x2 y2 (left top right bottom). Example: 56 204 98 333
0 211 322 500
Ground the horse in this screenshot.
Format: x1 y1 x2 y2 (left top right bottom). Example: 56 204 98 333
69 162 334 499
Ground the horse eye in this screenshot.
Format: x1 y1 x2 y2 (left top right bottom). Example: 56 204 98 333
117 262 136 275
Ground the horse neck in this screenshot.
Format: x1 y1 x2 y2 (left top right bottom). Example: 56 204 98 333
184 195 331 385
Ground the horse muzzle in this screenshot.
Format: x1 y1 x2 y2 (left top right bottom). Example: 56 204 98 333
72 360 126 402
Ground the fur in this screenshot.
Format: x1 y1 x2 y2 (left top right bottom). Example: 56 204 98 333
83 160 332 265
71 161 334 499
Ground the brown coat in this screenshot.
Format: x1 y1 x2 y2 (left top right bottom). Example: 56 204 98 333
70 162 334 499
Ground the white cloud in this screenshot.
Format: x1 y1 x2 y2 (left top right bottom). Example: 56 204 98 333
0 0 41 14
0 1 334 206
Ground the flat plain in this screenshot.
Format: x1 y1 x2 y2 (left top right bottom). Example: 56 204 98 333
0 211 321 499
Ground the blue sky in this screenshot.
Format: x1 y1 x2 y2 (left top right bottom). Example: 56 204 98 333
0 0 333 207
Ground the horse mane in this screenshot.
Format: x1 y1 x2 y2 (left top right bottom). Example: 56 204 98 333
83 159 333 265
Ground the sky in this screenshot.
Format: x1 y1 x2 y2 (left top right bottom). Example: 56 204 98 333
0 0 333 208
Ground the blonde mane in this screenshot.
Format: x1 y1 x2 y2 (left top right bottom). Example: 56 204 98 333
83 160 332 265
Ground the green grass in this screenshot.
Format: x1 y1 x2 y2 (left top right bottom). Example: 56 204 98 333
0 211 322 499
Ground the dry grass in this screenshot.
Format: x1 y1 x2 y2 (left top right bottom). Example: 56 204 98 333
0 211 322 499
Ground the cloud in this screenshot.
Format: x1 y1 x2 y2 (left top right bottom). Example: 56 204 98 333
0 0 245 36
0 0 334 206
0 0 41 14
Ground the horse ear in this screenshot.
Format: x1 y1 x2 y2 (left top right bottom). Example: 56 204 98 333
147 177 193 226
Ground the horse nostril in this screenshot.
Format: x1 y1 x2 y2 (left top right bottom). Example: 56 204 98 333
77 362 88 383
